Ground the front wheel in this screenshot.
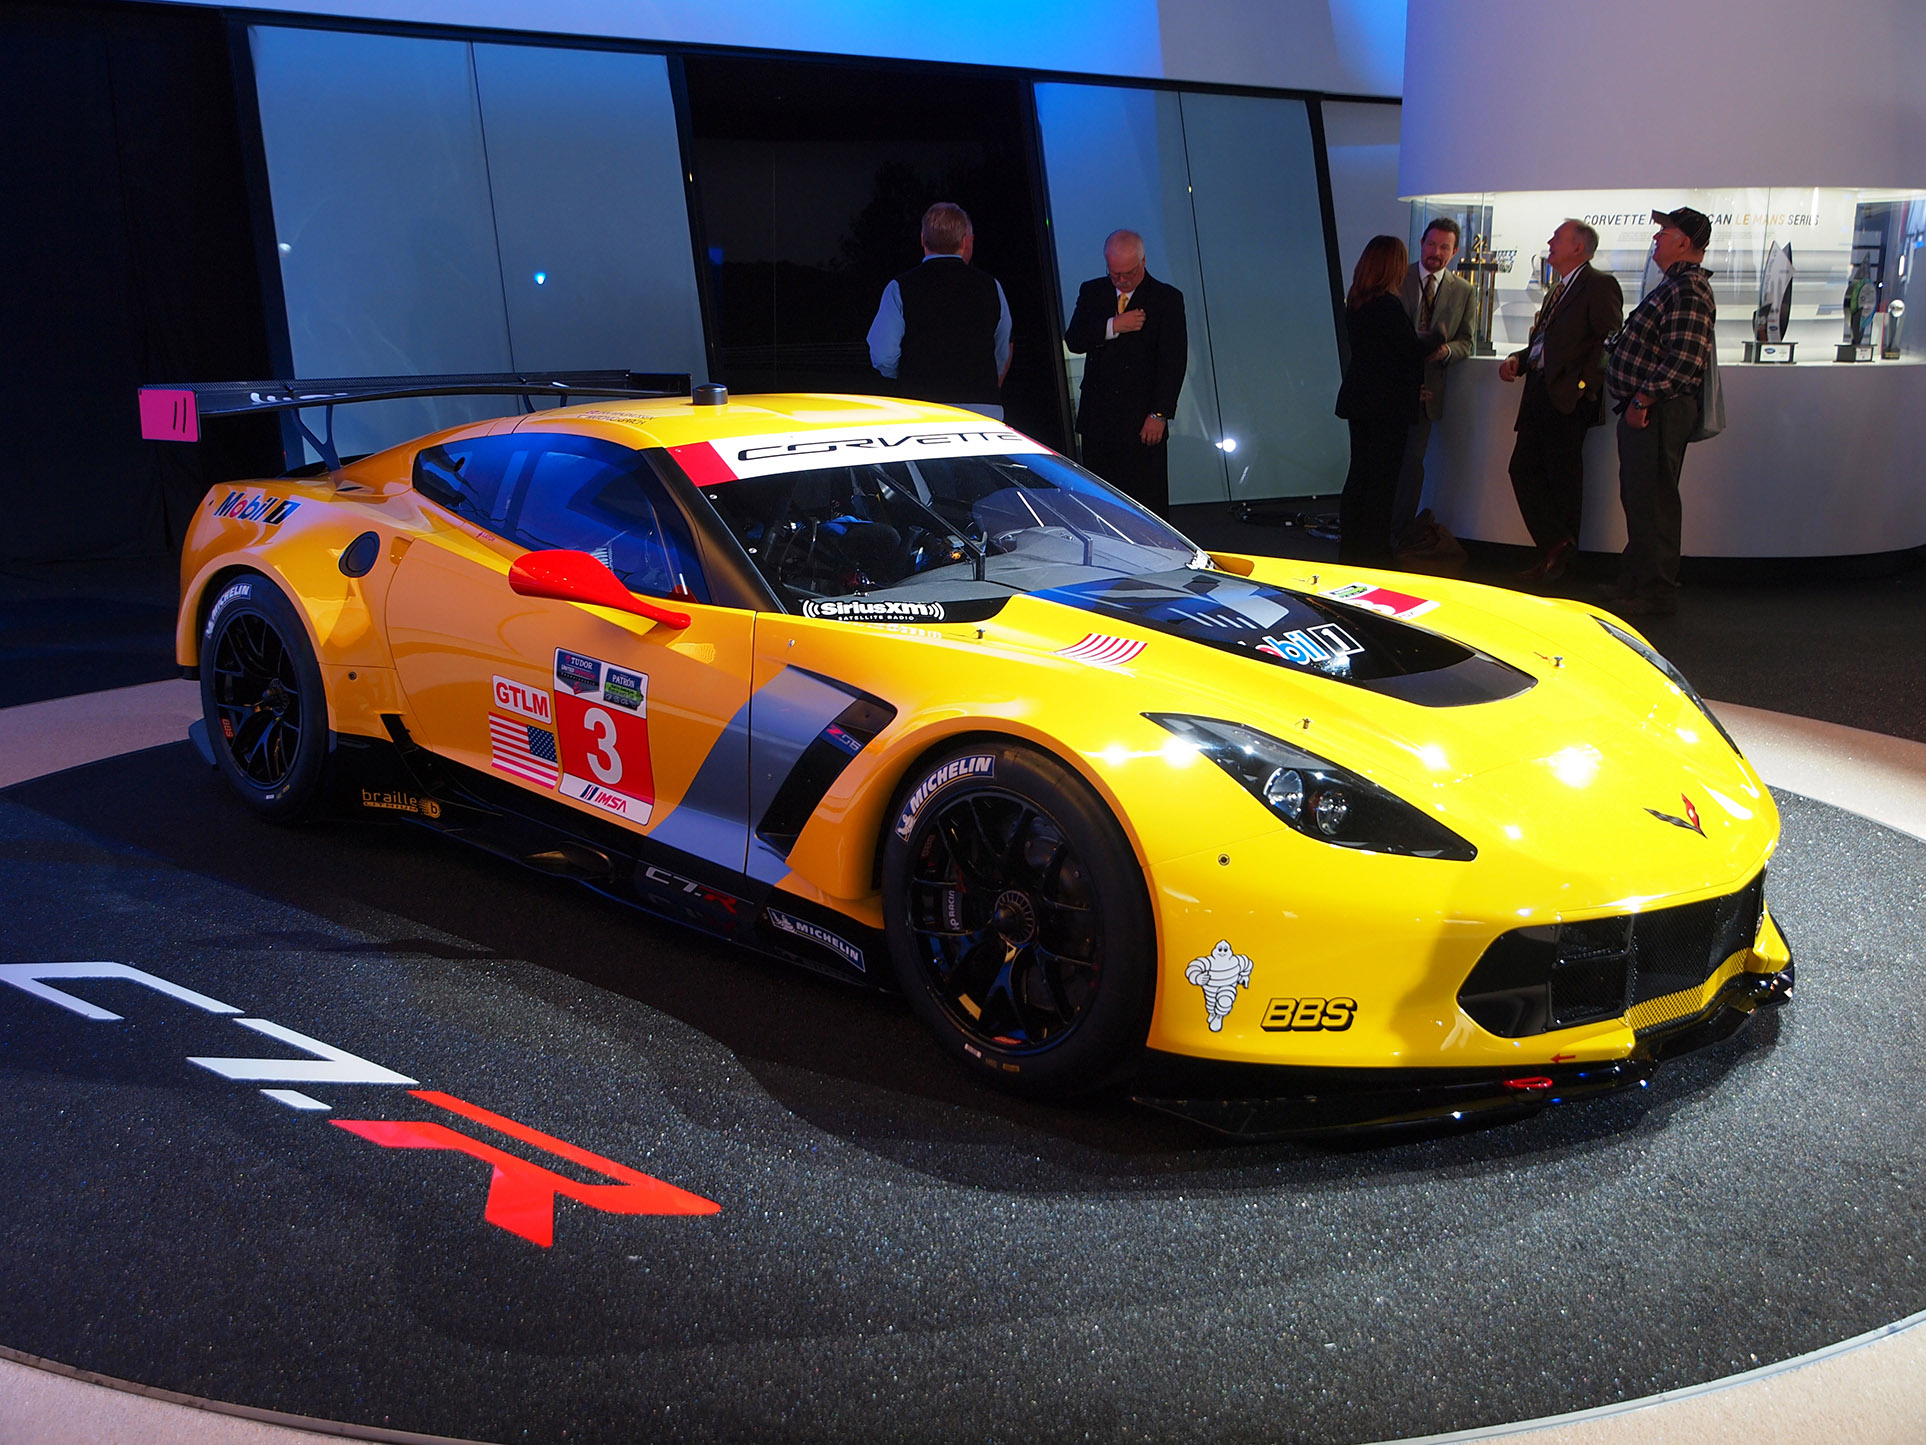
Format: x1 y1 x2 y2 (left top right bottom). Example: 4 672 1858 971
882 741 1155 1098
199 573 327 821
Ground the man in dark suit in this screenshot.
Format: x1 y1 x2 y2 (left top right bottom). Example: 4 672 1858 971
1063 230 1187 516
1393 217 1476 539
1498 219 1624 581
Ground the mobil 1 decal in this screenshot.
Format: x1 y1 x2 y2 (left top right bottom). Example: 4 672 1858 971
553 649 655 824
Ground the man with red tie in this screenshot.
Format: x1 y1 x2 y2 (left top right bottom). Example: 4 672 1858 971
1063 230 1188 517
1498 219 1624 582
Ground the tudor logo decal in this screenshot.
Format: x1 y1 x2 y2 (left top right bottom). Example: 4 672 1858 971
1646 793 1706 836
0 961 718 1246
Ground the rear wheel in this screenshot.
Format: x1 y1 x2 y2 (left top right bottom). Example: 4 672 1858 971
883 741 1155 1098
199 574 327 821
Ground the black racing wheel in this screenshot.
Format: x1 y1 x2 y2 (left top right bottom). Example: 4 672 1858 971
882 740 1155 1097
199 573 327 821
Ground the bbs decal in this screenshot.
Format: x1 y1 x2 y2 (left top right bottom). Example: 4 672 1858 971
895 754 996 840
1259 997 1357 1032
204 580 254 635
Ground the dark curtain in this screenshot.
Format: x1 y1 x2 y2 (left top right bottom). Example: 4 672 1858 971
0 1 281 563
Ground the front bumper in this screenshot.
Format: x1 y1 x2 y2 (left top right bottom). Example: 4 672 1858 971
1133 960 1794 1140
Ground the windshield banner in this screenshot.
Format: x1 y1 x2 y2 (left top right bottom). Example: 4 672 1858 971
668 422 1050 486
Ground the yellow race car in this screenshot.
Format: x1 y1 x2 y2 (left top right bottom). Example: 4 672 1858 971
148 374 1792 1136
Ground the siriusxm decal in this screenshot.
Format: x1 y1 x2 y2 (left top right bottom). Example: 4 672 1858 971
212 490 301 526
768 909 864 971
803 598 947 623
895 754 996 840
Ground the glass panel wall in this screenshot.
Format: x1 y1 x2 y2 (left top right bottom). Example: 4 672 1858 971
1035 82 1348 504
251 28 706 461
1406 187 1926 365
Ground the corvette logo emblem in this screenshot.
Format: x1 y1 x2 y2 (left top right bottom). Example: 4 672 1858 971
1646 794 1705 836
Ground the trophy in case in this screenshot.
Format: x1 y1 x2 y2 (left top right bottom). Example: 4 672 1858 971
1456 235 1501 356
1745 241 1797 362
1836 267 1878 361
1881 298 1905 359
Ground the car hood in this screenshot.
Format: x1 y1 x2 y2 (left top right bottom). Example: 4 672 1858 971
1030 568 1535 709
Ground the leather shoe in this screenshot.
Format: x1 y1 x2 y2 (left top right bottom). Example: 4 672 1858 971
1612 592 1678 618
1517 538 1573 582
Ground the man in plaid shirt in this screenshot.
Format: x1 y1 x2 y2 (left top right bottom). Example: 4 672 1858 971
1604 206 1717 617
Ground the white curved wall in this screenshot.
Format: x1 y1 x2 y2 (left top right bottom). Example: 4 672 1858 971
1401 0 1926 195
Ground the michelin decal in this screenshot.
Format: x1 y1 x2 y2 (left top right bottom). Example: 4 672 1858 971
1185 939 1253 1032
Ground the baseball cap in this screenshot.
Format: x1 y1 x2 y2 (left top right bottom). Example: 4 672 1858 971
1651 206 1712 250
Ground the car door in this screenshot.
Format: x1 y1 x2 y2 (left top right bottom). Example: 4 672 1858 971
385 431 756 873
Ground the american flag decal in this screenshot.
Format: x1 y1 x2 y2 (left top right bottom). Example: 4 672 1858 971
489 713 559 788
1057 633 1146 667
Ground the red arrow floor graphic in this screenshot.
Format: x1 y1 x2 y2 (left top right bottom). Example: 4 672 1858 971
334 1089 718 1246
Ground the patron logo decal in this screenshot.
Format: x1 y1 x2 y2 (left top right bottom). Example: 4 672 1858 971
895 754 995 840
1646 794 1706 836
0 961 719 1247
212 490 301 526
1185 939 1252 1032
1260 996 1357 1032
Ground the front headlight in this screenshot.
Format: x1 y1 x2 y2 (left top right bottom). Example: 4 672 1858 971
1594 616 1742 757
1147 714 1476 860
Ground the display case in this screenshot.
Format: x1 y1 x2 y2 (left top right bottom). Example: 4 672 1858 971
1404 188 1926 365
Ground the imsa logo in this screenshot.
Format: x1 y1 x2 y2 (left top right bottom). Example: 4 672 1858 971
1260 996 1357 1032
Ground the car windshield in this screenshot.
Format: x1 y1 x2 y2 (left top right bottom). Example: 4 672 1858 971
699 450 1206 617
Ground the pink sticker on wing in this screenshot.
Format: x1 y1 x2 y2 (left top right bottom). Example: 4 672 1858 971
139 388 199 442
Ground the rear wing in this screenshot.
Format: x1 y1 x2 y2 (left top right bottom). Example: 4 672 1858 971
138 370 693 475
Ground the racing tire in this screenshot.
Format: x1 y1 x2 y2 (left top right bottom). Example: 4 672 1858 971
198 573 327 822
882 740 1156 1099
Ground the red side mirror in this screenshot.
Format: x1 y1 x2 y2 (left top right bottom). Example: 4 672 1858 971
507 550 691 630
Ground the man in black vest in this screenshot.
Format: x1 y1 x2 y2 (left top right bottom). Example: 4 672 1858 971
1063 230 1187 516
867 202 1012 418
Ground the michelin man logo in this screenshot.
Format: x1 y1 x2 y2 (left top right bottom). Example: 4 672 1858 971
1185 939 1253 1032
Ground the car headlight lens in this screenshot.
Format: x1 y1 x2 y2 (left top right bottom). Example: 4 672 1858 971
1148 714 1476 860
1594 616 1742 757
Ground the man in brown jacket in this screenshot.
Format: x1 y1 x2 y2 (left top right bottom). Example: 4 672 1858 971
1498 219 1624 581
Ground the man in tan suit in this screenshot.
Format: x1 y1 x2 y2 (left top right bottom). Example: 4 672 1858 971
1392 218 1476 540
1498 218 1624 582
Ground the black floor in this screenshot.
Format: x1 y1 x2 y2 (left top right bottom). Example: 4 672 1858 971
1 747 1923 1442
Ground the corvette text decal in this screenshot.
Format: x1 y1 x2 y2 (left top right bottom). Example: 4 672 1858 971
0 961 718 1247
553 649 655 823
669 422 1050 486
1185 940 1253 1032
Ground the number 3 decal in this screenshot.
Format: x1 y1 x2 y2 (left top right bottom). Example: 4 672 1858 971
583 706 624 785
553 650 654 823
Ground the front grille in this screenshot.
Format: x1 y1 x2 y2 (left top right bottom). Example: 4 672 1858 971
1459 872 1765 1038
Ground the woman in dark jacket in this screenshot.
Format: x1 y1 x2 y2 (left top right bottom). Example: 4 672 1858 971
1335 235 1442 565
